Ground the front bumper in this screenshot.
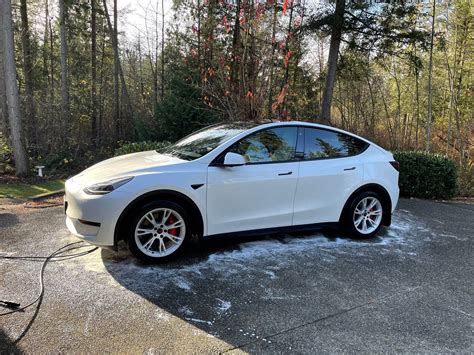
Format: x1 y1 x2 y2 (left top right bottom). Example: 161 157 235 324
64 178 129 247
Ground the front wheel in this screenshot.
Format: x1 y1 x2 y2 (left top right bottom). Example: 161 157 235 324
342 191 384 239
127 200 190 262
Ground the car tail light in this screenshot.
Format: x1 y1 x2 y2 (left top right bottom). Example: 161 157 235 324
390 161 400 171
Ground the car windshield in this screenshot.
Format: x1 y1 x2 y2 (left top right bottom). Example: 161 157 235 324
159 123 258 160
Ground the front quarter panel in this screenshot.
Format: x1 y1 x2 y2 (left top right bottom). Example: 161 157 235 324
65 162 208 246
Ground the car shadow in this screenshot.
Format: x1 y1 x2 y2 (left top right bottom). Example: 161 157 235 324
0 329 22 354
101 226 394 348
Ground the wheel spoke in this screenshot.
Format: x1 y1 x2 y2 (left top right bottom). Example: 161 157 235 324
143 236 155 250
355 216 364 227
367 198 377 209
145 213 157 226
161 210 171 224
166 234 183 244
362 219 368 232
367 218 376 227
362 199 367 210
137 228 154 235
354 208 363 215
369 209 382 216
158 238 166 253
166 220 184 229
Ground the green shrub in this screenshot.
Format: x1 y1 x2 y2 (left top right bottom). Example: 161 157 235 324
114 141 171 156
41 149 76 175
394 151 458 199
0 132 12 165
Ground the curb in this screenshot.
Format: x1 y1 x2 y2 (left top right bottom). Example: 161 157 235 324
28 189 65 201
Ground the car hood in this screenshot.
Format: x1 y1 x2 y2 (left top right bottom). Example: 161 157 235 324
72 150 185 185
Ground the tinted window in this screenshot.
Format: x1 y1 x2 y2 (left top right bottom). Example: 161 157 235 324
304 128 367 159
229 127 298 163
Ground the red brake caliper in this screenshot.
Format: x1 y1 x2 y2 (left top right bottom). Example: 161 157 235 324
369 207 375 220
167 214 177 236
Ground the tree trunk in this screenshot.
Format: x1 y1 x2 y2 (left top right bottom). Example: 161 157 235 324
20 0 37 149
425 0 435 151
161 0 165 101
279 0 294 117
266 1 278 118
91 0 98 144
414 58 420 150
1 0 29 176
59 0 70 138
319 0 345 126
113 0 120 139
230 0 241 96
0 22 7 135
103 0 133 139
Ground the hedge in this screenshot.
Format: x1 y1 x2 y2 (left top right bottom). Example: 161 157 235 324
114 141 171 156
394 151 457 199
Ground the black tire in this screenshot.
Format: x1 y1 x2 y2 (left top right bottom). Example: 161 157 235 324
127 200 191 263
341 191 385 239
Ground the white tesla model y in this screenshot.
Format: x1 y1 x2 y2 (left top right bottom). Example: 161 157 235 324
65 122 399 262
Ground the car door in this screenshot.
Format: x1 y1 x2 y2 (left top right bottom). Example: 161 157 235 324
206 126 301 236
292 127 368 226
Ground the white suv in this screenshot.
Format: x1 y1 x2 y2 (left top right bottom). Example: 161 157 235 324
65 122 400 262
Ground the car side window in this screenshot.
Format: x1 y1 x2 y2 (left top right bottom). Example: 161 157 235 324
304 128 368 159
229 127 298 163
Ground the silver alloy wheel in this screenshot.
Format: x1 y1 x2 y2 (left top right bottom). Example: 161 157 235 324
353 197 383 234
134 208 186 257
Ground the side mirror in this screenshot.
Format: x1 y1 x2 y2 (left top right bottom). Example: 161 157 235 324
223 152 246 167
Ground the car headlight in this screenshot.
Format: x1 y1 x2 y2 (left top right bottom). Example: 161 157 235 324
83 177 134 195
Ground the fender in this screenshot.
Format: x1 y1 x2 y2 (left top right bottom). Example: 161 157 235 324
340 183 393 227
113 189 205 249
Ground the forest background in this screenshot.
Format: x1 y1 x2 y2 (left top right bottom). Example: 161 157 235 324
0 0 472 195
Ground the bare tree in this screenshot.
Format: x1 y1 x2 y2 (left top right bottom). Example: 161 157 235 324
20 0 37 148
103 0 133 139
266 0 278 118
0 27 7 134
59 0 71 137
426 0 436 151
113 0 120 138
320 0 345 126
161 0 165 101
1 0 29 175
91 0 98 142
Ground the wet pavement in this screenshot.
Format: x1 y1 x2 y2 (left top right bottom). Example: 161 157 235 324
0 198 473 353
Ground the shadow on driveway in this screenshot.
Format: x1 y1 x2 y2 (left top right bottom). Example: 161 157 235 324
100 225 412 351
0 329 22 354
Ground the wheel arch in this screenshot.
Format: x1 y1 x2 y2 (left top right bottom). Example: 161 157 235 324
113 189 204 249
339 183 392 227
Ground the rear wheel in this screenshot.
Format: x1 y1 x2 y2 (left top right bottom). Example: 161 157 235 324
342 191 384 239
127 200 190 262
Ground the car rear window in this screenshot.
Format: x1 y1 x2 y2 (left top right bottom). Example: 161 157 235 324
304 128 368 159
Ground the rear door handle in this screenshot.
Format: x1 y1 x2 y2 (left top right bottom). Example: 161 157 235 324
278 171 293 176
344 167 356 171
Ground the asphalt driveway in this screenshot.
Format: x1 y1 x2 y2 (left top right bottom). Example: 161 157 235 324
0 198 473 353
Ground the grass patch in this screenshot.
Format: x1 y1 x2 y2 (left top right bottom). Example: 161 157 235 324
0 179 64 199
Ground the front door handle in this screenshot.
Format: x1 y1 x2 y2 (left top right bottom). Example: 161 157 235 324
278 171 293 176
344 167 356 171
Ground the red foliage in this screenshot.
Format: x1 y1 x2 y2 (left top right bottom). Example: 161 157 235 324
271 83 289 112
282 0 289 16
284 50 293 68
